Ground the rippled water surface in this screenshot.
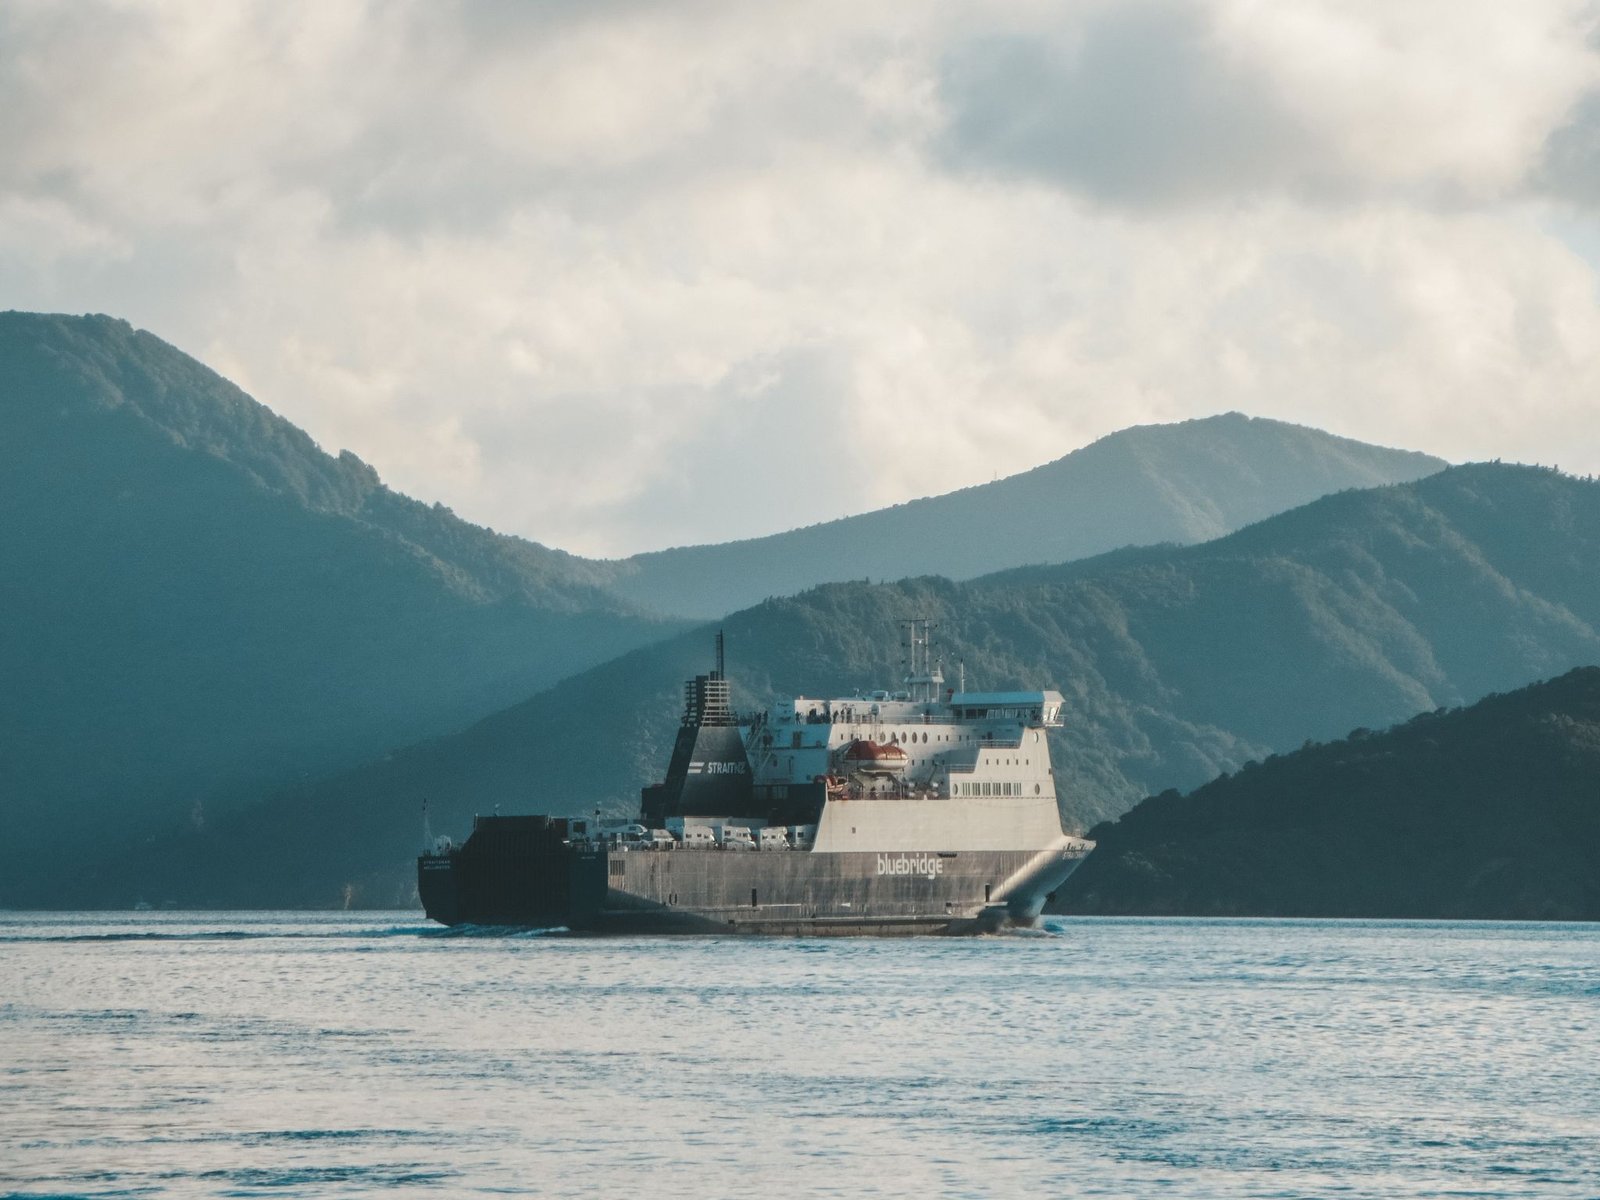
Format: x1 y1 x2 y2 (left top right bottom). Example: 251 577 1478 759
2 914 1598 1198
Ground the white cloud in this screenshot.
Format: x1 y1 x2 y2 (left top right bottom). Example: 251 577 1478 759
3 1 1600 556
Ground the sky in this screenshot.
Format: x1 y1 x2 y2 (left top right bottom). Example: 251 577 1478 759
5 0 1600 557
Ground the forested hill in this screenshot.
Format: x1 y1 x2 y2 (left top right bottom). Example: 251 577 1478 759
79 461 1600 909
0 312 681 866
602 413 1445 617
1057 667 1600 919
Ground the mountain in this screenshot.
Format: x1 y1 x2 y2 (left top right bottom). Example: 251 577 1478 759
0 310 1460 907
77 462 1600 909
1056 667 1600 919
598 413 1446 617
0 312 683 869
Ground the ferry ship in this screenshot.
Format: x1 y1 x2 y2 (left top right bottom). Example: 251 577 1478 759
417 623 1093 934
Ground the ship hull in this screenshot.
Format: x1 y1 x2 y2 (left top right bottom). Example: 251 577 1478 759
419 839 1091 936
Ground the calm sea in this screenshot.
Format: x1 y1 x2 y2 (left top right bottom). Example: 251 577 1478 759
2 914 1597 1198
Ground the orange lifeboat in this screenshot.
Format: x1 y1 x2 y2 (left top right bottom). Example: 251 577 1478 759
840 738 908 776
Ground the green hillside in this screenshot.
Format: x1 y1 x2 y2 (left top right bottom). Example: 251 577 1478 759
79 462 1600 909
0 312 681 875
1058 667 1600 919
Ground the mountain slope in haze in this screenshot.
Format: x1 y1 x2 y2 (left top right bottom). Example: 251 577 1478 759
0 312 682 864
86 462 1600 909
601 414 1447 617
1057 667 1600 919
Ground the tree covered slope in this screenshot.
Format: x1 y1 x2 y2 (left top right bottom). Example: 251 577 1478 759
1058 667 1600 919
0 312 681 866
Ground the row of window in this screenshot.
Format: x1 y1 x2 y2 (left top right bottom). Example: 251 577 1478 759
953 781 1039 797
790 729 979 748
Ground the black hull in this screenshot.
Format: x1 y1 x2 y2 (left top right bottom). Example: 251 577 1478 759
419 835 1090 936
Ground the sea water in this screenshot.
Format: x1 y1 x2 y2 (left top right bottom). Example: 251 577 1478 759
2 913 1596 1198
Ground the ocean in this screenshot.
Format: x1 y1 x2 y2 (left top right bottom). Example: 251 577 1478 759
2 913 1596 1198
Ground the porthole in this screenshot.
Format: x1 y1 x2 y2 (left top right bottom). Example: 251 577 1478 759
1034 784 1041 795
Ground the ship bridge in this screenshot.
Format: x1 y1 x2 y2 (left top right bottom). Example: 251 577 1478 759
946 691 1064 727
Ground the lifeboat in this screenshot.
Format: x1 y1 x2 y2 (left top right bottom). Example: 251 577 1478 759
840 738 908 776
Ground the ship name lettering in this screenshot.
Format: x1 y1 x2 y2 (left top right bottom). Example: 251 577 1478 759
876 853 945 879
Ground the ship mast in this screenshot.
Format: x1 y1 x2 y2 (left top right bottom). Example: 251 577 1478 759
900 617 944 703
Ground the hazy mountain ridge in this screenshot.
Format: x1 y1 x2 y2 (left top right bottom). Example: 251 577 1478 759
0 312 684 866
1057 667 1600 919
77 462 1600 909
600 412 1447 617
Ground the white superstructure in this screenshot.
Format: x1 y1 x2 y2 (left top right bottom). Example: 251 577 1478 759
741 621 1070 853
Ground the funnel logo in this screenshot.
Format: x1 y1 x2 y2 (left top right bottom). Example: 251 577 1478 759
687 761 747 775
876 853 945 878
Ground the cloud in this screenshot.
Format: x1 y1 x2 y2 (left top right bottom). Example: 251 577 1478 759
1535 87 1600 206
937 3 1316 205
2 2 1600 556
937 0 1599 207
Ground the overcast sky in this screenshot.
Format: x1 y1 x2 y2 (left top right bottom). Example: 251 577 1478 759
6 1 1600 556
